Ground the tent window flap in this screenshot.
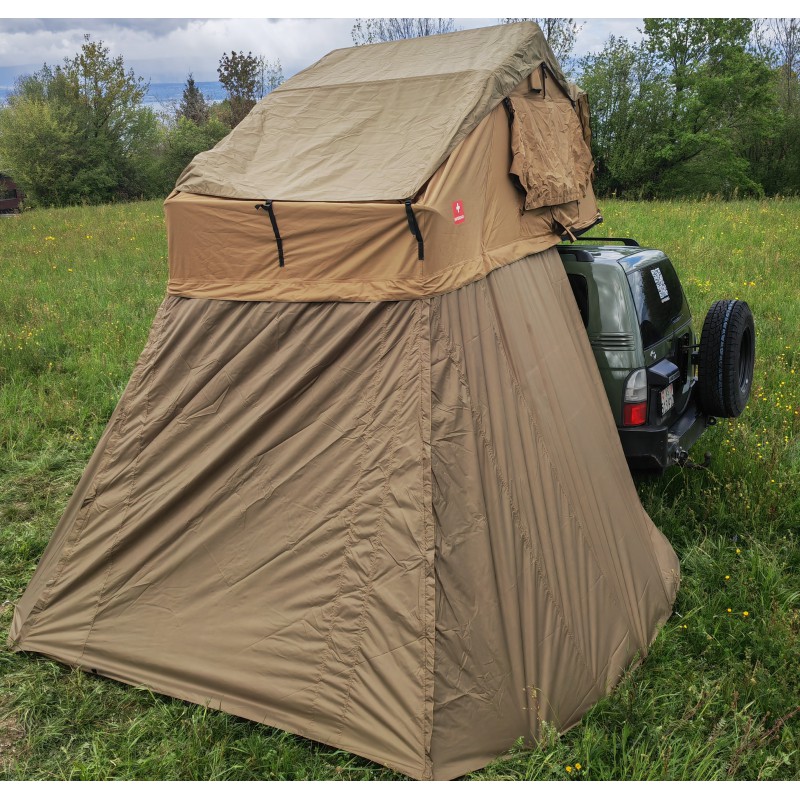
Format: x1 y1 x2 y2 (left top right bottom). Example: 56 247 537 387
508 94 594 212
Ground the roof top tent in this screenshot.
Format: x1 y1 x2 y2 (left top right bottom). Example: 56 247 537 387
10 23 679 780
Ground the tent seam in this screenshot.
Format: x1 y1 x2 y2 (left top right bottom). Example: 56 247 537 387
431 303 595 684
419 298 435 780
332 312 406 738
306 308 391 738
12 298 173 645
476 277 634 636
75 297 172 664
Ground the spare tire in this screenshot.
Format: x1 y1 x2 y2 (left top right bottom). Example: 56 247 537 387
697 300 755 417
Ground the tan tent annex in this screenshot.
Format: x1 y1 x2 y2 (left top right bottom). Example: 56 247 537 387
9 23 679 780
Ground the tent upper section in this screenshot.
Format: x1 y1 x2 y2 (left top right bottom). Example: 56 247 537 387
173 22 572 202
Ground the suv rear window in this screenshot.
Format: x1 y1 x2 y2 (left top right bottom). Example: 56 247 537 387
626 260 684 348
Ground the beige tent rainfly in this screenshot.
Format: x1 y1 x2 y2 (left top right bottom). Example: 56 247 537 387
10 23 679 780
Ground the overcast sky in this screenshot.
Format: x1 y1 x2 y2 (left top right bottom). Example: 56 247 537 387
1 3 796 87
0 17 647 86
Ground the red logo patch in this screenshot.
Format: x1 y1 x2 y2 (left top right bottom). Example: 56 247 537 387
452 200 465 225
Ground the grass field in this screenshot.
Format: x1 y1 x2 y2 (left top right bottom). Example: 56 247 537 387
1 199 798 780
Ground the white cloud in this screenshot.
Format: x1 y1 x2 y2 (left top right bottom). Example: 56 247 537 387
0 19 357 82
0 17 650 83
576 18 644 55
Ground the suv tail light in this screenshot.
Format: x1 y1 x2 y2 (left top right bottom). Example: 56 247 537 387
623 368 648 426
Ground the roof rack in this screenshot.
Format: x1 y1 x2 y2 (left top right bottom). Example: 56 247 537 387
574 236 640 247
557 247 594 262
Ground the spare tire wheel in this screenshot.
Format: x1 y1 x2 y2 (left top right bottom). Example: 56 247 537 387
697 300 755 418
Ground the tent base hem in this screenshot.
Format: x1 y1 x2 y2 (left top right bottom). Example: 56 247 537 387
8 588 678 781
7 636 431 780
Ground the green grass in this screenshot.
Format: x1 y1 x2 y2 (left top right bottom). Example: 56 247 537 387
1 199 799 780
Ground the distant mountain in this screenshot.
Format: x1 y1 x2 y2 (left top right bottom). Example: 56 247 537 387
143 81 227 108
0 80 227 109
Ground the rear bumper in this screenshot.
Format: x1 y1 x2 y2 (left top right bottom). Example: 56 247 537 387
619 392 709 471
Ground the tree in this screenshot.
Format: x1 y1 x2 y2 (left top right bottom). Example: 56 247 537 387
0 97 81 206
217 51 283 128
66 36 150 129
749 19 800 193
501 18 583 68
576 20 779 198
177 73 210 125
218 50 259 127
0 36 162 205
256 57 284 98
639 18 774 196
753 18 799 110
351 18 456 45
577 37 670 196
643 18 754 93
158 116 229 193
168 72 231 195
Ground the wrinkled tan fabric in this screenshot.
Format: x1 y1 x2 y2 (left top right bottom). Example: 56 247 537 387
429 252 678 779
508 91 594 211
165 22 600 303
11 295 437 778
166 103 600 303
10 251 679 780
174 22 572 203
575 91 593 148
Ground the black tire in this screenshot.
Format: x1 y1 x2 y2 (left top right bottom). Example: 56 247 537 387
697 300 755 418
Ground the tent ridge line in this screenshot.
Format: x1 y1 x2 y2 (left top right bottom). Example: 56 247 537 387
419 297 435 778
296 20 539 61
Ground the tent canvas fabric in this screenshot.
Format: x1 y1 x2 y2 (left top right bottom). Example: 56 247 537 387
9 23 680 780
164 23 599 302
173 22 577 203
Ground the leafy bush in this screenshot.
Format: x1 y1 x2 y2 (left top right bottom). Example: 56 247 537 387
0 37 163 206
157 117 230 192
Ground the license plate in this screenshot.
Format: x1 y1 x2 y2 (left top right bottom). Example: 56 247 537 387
660 383 675 415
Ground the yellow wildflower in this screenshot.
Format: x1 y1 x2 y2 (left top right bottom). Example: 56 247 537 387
743 611 749 617
575 763 582 770
565 765 572 773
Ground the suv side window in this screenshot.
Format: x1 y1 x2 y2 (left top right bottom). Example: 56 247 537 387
567 273 589 328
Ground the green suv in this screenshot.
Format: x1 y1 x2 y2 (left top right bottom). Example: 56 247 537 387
558 238 755 472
